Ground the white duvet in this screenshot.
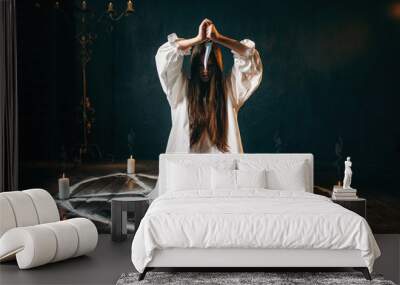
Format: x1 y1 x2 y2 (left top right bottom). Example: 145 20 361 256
131 190 380 273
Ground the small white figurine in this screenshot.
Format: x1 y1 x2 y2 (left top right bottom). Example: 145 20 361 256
343 157 353 189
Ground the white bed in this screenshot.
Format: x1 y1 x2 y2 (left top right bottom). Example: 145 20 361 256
131 154 380 280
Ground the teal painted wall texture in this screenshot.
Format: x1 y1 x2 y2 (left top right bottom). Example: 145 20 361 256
86 0 398 160
18 0 400 196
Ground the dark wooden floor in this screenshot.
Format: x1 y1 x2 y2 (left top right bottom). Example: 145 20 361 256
0 234 134 285
1 234 399 285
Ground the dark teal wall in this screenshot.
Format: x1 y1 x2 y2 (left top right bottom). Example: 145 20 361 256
18 0 400 194
85 0 400 161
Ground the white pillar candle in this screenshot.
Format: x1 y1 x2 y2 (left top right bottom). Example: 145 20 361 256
127 155 135 174
58 173 70 200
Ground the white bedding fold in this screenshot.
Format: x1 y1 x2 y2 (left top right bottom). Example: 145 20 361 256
131 190 380 273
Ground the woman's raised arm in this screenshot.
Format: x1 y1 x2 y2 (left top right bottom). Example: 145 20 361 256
205 22 263 108
155 19 213 108
175 19 212 51
206 24 250 57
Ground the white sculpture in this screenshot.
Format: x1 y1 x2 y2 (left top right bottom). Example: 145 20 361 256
343 157 353 189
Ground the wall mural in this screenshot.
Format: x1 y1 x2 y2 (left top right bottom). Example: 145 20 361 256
17 0 400 232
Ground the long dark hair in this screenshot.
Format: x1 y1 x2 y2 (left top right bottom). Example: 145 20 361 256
187 42 229 152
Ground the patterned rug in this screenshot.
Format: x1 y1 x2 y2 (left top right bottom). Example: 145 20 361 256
55 173 157 233
116 271 395 285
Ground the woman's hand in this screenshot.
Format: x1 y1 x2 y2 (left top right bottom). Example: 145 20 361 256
175 19 212 51
206 23 221 42
196 19 213 43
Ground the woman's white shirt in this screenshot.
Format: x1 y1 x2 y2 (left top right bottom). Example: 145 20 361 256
155 33 263 154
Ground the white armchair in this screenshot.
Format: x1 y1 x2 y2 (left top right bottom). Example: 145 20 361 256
0 189 98 269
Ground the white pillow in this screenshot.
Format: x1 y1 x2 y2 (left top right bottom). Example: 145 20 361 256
236 169 267 189
165 158 236 193
167 162 210 191
266 162 307 191
211 168 236 190
238 159 308 191
166 158 236 171
211 168 268 190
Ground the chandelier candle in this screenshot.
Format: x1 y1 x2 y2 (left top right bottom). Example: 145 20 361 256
127 155 136 174
58 173 70 200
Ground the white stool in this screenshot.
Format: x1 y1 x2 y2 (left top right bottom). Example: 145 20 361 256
0 189 98 269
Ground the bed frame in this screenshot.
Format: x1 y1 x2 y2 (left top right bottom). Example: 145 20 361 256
139 154 371 280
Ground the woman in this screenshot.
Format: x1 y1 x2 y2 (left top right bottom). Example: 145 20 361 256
155 19 263 153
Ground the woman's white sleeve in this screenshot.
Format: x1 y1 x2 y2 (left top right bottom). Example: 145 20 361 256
155 33 191 107
228 39 263 109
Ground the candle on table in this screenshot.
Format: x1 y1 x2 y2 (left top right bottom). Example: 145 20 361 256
127 155 135 174
58 173 70 200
